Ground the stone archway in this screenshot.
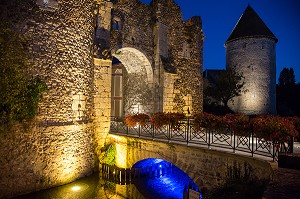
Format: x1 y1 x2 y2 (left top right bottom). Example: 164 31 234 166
111 47 154 116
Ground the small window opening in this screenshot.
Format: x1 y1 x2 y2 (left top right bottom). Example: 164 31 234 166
113 21 119 30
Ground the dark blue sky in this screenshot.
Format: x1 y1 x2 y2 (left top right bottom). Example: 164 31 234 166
140 0 300 83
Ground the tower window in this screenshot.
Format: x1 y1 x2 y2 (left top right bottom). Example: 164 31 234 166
243 43 247 48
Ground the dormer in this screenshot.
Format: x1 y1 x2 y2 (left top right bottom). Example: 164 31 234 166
36 0 59 11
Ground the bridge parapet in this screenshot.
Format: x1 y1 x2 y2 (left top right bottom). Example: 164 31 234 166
110 117 293 161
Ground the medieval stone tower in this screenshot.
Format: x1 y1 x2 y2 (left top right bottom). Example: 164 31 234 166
225 5 277 115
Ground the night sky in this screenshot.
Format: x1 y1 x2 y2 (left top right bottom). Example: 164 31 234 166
140 0 300 83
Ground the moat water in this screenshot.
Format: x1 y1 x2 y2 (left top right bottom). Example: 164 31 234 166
13 159 202 199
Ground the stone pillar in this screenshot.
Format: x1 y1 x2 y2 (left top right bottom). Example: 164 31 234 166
163 73 179 113
93 58 112 156
153 2 168 113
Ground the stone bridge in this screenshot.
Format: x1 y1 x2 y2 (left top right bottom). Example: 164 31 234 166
105 134 273 191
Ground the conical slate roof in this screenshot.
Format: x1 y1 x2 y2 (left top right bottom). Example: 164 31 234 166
226 5 278 44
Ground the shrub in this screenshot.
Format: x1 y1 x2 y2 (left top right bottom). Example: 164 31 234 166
193 112 226 131
125 113 150 127
251 115 297 142
225 113 250 136
167 112 186 130
150 112 171 128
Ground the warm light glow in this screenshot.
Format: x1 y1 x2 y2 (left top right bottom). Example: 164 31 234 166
71 186 81 191
47 125 90 182
115 142 128 168
110 135 128 168
68 182 89 192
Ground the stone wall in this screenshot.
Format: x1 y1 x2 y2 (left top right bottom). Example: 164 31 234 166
163 73 179 113
226 37 277 115
109 135 273 191
0 122 96 199
0 0 99 198
154 1 203 114
93 58 112 156
101 0 204 114
110 0 154 58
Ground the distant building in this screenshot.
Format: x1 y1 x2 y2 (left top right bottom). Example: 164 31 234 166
225 4 278 115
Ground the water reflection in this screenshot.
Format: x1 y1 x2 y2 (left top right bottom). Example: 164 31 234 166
12 173 143 199
13 159 201 199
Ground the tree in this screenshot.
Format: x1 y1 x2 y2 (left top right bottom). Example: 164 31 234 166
278 67 296 87
277 67 300 116
204 67 246 110
0 22 47 124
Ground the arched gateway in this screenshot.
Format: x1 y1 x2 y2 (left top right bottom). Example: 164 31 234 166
111 47 154 116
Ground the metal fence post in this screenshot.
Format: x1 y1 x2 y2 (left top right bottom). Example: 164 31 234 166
252 131 254 157
187 117 190 145
233 129 236 153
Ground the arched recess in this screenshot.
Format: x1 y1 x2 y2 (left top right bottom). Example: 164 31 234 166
111 47 154 116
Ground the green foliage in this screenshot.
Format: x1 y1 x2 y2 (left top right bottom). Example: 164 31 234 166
102 144 116 166
204 67 246 108
277 67 300 116
278 67 296 87
0 22 47 123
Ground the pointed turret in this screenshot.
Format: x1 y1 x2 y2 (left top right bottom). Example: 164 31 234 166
226 4 278 44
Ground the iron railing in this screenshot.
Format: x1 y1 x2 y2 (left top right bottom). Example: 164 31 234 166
110 117 294 161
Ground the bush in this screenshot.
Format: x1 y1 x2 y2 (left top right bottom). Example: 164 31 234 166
225 113 250 136
251 115 298 142
193 112 226 131
125 113 150 127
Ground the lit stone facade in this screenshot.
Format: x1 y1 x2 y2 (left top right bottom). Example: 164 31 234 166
225 5 277 115
226 38 277 115
99 0 204 115
0 0 203 198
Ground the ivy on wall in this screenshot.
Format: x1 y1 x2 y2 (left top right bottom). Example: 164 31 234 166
102 144 116 166
0 22 47 124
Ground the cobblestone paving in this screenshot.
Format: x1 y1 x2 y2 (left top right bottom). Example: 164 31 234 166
263 166 300 199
